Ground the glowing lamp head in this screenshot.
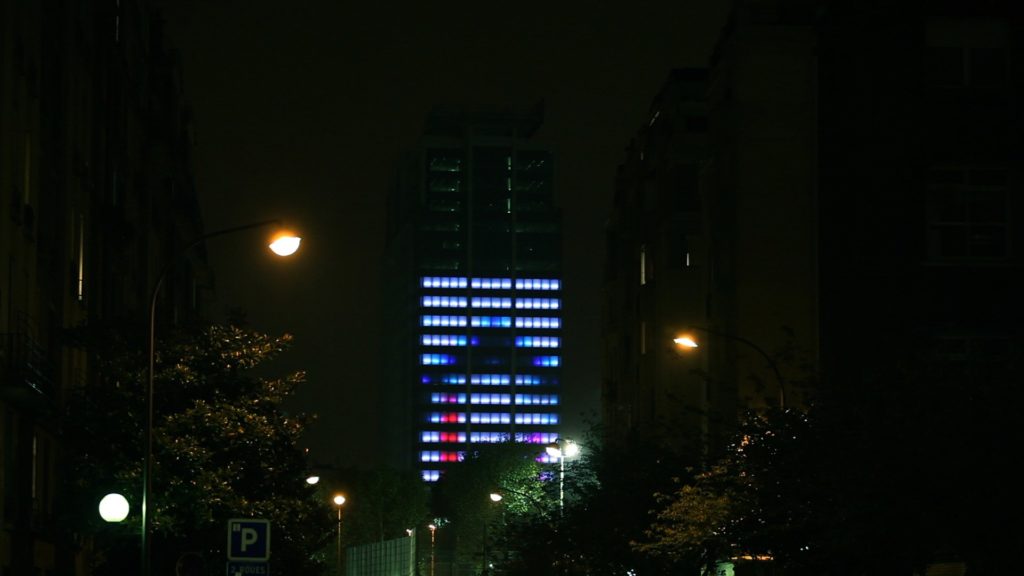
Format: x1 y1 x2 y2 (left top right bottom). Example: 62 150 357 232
562 440 580 458
674 336 699 349
98 493 130 523
489 493 503 502
306 475 320 485
333 494 347 507
269 233 302 256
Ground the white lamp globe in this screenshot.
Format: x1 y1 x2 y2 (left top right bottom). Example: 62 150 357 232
99 493 130 523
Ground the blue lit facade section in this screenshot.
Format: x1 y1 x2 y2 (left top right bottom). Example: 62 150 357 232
472 316 513 328
515 336 561 348
421 315 468 327
408 123 561 484
421 354 457 365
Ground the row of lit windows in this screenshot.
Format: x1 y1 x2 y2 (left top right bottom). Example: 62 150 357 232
420 451 464 463
422 470 441 482
420 316 561 329
422 335 471 346
421 297 561 309
421 354 561 366
421 334 561 348
421 277 561 291
420 374 558 386
427 413 559 425
515 336 560 348
429 393 560 405
420 431 559 444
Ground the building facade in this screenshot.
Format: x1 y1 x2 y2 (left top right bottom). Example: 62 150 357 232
384 106 563 482
1 1 208 573
603 0 1021 570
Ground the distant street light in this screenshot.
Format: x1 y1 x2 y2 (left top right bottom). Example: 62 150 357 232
674 326 786 409
306 475 321 485
334 494 347 576
428 523 437 576
99 493 130 523
545 439 580 516
142 220 300 576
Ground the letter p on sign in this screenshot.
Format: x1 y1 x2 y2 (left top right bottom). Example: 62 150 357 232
228 519 271 561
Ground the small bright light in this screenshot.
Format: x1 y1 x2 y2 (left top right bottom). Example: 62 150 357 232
333 494 346 506
306 475 320 485
428 524 437 531
673 336 699 348
98 493 130 522
405 528 414 536
563 440 580 458
545 443 561 458
489 493 503 502
269 234 301 256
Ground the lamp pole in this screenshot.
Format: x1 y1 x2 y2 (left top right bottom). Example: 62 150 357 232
333 494 346 576
544 439 579 517
142 219 299 576
675 326 786 410
427 524 436 576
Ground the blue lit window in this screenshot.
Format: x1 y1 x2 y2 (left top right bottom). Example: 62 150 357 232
515 413 559 425
515 317 561 329
421 354 457 365
471 297 512 309
515 394 559 406
431 393 466 404
471 277 512 290
421 431 466 443
422 315 468 327
515 279 561 291
469 413 512 425
515 336 561 348
422 334 469 346
537 453 559 464
515 374 542 386
419 451 463 463
421 277 468 289
472 316 512 328
515 298 560 310
470 432 511 443
470 393 511 405
428 412 467 424
515 432 559 444
422 296 468 308
422 470 441 482
532 355 560 367
471 374 510 385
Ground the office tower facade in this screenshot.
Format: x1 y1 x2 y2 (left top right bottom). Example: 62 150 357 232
384 106 563 481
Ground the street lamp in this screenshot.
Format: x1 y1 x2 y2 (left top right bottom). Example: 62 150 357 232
545 439 580 516
673 326 786 409
99 493 130 523
141 220 300 576
334 494 346 576
427 524 437 576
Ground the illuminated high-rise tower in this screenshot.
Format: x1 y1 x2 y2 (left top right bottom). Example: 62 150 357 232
383 105 563 481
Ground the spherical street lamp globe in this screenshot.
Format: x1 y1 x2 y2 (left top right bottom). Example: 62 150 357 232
99 493 130 523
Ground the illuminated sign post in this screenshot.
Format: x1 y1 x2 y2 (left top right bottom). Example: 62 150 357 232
227 519 270 575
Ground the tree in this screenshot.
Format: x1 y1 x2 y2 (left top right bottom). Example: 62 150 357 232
634 409 830 575
65 323 333 575
432 442 550 573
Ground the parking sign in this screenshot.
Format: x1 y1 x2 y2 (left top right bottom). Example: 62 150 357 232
227 519 271 561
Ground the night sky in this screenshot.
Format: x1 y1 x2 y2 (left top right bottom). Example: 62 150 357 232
155 0 731 467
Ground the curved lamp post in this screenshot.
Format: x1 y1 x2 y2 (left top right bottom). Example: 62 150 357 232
142 220 300 576
674 326 786 410
544 439 580 516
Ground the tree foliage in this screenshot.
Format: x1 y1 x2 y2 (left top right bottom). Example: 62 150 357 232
65 323 333 575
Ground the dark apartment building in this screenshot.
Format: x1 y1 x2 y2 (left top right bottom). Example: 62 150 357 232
1 1 208 573
604 0 1020 570
383 106 564 482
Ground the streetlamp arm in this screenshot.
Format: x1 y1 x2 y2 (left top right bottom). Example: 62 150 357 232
142 218 284 576
689 325 786 410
